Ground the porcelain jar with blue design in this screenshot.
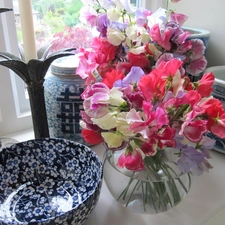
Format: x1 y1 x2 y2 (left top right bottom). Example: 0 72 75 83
204 66 225 154
44 55 86 144
183 27 211 54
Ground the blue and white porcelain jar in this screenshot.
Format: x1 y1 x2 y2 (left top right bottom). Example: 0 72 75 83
44 55 86 143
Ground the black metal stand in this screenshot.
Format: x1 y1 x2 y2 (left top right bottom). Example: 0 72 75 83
0 45 74 139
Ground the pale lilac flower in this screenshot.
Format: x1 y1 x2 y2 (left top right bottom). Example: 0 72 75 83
114 66 145 87
96 13 109 37
135 8 152 26
110 21 129 30
177 146 205 174
199 136 215 159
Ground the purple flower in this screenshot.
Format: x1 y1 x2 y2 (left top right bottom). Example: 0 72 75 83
96 13 109 37
114 66 145 87
110 21 129 30
135 8 152 27
177 146 205 174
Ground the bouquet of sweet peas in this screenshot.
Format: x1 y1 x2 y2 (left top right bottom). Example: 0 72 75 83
76 0 225 176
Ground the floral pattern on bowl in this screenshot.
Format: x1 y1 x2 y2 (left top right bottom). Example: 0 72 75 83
0 138 103 225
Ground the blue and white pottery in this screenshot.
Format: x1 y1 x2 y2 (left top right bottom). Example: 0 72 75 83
204 66 225 154
183 26 211 53
44 55 86 144
0 138 103 225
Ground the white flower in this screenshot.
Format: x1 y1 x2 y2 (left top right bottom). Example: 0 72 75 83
147 7 167 29
125 25 139 41
107 8 121 21
107 28 126 46
79 6 98 25
109 87 125 106
136 28 151 45
116 112 134 137
98 0 115 10
116 0 137 13
101 132 124 148
92 111 117 129
129 46 145 54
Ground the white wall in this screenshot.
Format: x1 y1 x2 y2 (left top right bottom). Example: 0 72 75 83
168 0 225 67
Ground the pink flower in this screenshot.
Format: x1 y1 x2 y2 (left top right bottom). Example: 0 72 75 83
185 56 207 76
139 140 157 156
102 69 125 88
198 98 225 138
91 37 117 64
200 98 224 119
150 24 171 50
171 0 181 2
170 12 188 26
189 39 206 60
183 120 208 142
195 72 214 97
126 101 169 139
211 113 225 138
117 148 144 171
128 52 150 71
83 83 110 118
155 126 176 149
76 49 98 81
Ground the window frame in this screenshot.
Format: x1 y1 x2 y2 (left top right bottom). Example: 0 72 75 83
0 0 32 136
0 0 147 136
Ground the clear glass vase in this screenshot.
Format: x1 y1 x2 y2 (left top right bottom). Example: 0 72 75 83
103 148 193 214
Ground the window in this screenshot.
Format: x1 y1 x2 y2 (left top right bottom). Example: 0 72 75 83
0 0 145 136
0 0 32 136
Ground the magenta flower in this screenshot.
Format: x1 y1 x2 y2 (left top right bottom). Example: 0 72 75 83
127 101 169 139
117 148 144 171
123 85 145 109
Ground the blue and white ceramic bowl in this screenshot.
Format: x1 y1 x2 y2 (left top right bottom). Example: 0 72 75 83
0 138 103 225
205 66 225 154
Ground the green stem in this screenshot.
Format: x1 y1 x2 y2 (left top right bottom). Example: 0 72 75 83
125 180 141 207
166 0 169 10
117 176 135 201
